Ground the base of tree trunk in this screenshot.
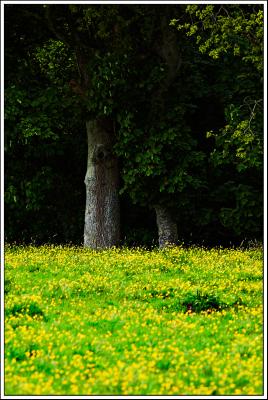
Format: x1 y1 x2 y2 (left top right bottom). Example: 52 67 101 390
154 204 178 248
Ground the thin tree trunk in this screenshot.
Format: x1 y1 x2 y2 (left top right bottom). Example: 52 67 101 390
151 16 181 248
155 205 178 248
84 119 120 249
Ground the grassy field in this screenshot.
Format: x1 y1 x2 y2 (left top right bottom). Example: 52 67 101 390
4 245 263 396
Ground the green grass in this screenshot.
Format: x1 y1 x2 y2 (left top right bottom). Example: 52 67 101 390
4 245 263 395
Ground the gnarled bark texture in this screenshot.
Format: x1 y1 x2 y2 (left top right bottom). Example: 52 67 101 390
155 205 178 248
84 119 120 249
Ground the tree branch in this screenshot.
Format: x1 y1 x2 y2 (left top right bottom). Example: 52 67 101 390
44 6 71 47
149 15 182 123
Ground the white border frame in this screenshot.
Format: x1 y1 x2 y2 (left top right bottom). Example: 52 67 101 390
0 1 267 399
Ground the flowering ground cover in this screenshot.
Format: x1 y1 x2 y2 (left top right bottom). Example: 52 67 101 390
4 245 263 395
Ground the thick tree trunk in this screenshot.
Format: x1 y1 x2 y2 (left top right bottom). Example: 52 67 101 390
84 119 120 249
154 205 178 248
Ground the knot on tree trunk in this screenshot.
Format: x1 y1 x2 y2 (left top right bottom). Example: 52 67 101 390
92 144 111 164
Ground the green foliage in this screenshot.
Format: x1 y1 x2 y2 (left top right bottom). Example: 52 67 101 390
7 302 45 319
86 51 134 117
173 4 263 172
35 40 75 85
171 4 263 242
172 4 263 71
5 85 61 141
218 184 262 236
4 4 264 245
181 290 230 313
208 99 263 172
4 6 88 244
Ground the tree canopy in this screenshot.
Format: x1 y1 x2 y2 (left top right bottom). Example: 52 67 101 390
4 3 264 246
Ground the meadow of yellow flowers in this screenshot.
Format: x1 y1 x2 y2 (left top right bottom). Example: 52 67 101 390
4 245 263 395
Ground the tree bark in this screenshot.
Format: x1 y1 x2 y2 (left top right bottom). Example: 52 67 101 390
84 119 120 249
150 18 181 248
149 14 181 124
155 205 178 248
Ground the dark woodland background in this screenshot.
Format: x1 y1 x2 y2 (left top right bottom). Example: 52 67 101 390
4 3 264 247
